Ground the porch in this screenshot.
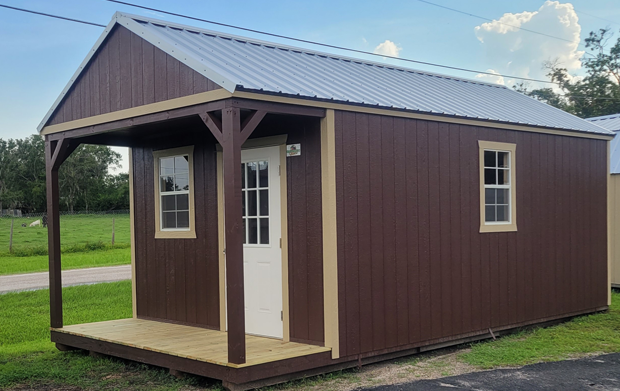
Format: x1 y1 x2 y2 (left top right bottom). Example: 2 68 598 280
52 318 331 368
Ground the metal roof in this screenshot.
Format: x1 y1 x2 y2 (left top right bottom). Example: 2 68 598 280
587 114 620 174
38 12 615 137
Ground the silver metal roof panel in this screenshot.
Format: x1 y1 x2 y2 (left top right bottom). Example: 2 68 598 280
39 12 615 137
587 114 620 174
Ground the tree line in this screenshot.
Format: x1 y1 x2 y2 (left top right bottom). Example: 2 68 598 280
515 28 620 118
0 135 129 214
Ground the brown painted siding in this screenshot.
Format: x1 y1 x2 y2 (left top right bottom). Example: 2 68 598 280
335 111 609 358
132 141 220 329
612 174 620 285
48 25 221 126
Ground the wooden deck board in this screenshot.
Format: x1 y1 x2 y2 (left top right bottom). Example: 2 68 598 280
55 318 330 368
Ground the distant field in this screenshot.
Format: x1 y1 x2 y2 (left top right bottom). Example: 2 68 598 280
0 214 130 256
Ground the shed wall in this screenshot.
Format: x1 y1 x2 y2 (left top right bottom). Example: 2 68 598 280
48 25 221 126
612 174 620 286
334 111 609 358
131 115 324 342
132 140 220 328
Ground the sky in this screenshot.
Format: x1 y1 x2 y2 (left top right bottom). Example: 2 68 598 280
1 0 620 173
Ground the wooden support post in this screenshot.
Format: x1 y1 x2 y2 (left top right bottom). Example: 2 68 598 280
46 139 63 329
112 218 115 246
45 136 78 330
9 219 14 254
221 107 246 365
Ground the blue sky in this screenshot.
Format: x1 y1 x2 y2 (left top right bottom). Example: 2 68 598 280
1 0 619 171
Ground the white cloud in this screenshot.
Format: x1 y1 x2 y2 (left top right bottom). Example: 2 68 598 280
373 40 402 57
474 1 583 89
476 69 506 85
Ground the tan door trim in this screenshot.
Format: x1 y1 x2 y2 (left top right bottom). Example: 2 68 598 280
321 109 340 359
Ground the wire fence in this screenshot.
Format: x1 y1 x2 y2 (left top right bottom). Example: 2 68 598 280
0 211 131 256
0 210 130 219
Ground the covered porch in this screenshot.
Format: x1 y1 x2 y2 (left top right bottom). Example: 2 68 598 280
44 96 330 387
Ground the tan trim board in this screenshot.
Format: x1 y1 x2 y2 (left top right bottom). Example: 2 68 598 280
129 148 137 318
152 146 197 239
321 109 340 359
232 92 614 141
608 143 612 305
217 151 227 331
611 174 620 287
40 89 232 135
42 89 613 141
215 135 289 152
479 140 517 233
280 144 290 342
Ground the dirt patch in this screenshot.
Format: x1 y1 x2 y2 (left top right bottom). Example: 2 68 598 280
278 347 483 391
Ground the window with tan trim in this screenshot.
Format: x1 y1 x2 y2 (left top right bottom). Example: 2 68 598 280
479 141 517 233
153 146 196 239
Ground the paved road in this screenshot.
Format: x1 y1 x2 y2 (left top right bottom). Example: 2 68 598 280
0 265 131 293
368 353 620 391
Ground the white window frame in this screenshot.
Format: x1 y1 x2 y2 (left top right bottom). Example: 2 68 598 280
153 146 196 239
479 141 517 233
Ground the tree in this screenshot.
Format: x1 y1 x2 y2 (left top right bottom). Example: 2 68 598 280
59 145 121 213
515 28 620 118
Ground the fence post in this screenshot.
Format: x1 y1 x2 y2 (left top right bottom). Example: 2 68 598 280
9 219 14 254
112 218 115 246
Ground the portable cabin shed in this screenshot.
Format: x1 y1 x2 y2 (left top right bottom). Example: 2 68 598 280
587 114 620 287
41 12 614 390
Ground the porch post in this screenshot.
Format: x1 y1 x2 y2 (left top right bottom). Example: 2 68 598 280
45 138 62 329
221 107 246 364
45 136 78 329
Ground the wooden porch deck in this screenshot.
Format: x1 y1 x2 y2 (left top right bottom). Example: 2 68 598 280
53 318 330 368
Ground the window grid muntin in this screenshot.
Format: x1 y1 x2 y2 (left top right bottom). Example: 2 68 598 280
484 150 511 224
242 159 270 246
159 154 190 231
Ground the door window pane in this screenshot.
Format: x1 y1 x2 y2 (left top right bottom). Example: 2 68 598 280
248 218 258 244
259 189 269 216
260 218 269 244
247 190 257 216
259 161 269 188
246 162 257 189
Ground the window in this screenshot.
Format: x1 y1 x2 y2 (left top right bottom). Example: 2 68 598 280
153 146 196 239
479 141 517 233
242 160 270 245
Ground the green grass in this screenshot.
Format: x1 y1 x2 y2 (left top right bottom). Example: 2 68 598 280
0 247 130 275
0 214 130 256
0 282 213 390
461 292 620 368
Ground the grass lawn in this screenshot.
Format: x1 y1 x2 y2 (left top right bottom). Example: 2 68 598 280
0 247 130 275
0 281 212 390
461 292 620 368
1 285 619 391
0 214 130 256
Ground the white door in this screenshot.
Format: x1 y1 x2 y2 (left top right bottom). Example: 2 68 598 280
241 146 282 339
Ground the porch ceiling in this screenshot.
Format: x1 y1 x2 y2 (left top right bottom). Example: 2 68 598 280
53 318 330 368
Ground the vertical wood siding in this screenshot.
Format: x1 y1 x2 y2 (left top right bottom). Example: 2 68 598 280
132 141 220 329
48 25 220 126
334 111 609 358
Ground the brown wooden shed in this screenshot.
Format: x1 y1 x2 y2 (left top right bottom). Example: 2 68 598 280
41 12 614 390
